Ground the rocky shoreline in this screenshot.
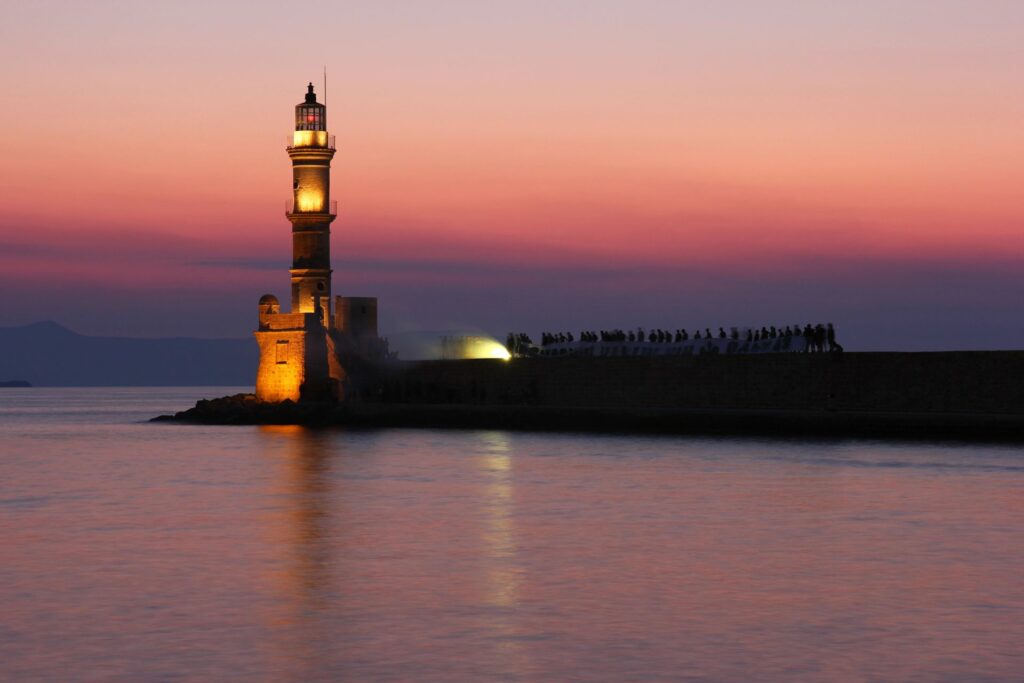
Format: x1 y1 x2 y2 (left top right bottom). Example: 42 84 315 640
152 394 1024 442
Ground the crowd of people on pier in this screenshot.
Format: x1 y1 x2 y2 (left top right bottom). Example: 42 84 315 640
507 323 841 356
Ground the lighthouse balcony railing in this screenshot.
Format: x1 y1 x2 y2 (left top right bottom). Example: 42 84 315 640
286 133 336 150
286 199 338 217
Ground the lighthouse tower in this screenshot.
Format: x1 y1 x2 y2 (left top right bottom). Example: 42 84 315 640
253 82 380 403
288 83 336 316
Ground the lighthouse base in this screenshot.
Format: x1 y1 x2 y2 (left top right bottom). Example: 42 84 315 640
254 295 381 403
254 312 334 402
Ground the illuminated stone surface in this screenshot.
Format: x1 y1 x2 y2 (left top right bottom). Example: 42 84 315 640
254 83 379 403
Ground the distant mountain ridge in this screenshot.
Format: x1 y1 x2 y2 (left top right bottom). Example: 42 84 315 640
0 321 257 387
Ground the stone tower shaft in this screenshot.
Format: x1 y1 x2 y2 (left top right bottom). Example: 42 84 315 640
287 83 336 317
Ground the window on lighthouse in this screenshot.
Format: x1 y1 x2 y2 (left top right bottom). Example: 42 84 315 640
296 106 323 131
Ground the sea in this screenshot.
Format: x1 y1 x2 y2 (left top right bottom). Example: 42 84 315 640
1 387 1022 682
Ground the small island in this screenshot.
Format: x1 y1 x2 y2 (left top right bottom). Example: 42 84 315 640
0 380 32 388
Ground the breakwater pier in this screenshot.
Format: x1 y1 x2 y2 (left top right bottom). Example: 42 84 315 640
157 351 1024 441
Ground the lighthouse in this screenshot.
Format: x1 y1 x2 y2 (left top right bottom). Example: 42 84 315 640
254 82 381 403
288 83 336 317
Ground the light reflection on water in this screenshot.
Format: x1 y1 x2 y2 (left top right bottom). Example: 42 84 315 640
1 388 1024 682
476 431 527 678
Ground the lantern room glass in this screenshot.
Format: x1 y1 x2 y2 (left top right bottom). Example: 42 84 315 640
296 105 324 131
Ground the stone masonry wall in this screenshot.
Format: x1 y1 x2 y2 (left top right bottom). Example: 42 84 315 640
379 352 1024 415
254 329 308 403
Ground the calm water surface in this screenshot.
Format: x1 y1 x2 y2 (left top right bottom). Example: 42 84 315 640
1 388 1023 682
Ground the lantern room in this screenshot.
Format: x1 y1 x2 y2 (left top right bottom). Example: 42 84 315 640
295 83 325 131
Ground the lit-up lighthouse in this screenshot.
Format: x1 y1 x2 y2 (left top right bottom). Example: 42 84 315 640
254 82 381 403
288 83 335 315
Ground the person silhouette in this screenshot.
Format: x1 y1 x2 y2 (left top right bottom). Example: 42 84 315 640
827 323 842 352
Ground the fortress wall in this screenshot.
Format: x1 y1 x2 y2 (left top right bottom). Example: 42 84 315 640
301 324 331 401
261 313 307 331
254 330 308 403
382 352 1024 415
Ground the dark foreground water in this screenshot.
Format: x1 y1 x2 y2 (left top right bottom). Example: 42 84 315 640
1 388 1023 682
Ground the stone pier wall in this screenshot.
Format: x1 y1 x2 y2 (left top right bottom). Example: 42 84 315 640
378 352 1024 415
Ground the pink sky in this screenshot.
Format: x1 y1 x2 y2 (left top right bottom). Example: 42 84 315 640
1 1 1022 348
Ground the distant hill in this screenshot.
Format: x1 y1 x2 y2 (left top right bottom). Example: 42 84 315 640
0 321 257 387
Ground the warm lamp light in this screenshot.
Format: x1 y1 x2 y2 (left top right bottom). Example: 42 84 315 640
292 130 328 148
296 190 323 212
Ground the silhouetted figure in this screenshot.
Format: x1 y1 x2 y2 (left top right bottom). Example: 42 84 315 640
719 327 726 339
827 323 842 352
694 330 701 340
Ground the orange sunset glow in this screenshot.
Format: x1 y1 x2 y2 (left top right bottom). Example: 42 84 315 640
1 2 1022 348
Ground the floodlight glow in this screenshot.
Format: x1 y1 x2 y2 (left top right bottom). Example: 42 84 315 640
470 339 512 361
440 336 512 360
